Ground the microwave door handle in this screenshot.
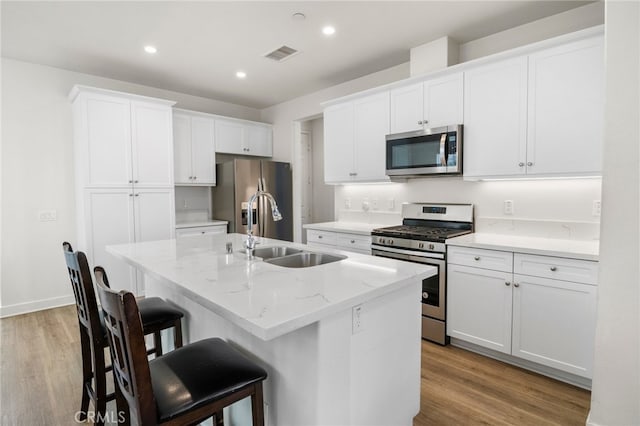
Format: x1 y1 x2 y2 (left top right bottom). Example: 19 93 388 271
439 134 447 166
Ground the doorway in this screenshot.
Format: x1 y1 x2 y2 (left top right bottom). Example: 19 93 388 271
297 117 335 243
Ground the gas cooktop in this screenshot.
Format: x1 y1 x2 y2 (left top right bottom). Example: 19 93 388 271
372 225 471 243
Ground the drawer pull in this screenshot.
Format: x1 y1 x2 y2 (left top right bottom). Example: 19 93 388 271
550 266 557 272
505 282 511 286
350 240 355 244
474 256 480 261
514 282 520 288
318 235 323 239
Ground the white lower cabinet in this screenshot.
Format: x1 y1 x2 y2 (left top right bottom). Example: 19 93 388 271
84 188 174 295
447 246 597 379
306 229 371 255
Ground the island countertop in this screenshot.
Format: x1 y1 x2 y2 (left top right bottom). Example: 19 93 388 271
107 233 435 340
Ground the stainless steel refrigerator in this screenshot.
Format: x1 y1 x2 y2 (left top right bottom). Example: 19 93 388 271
211 159 293 241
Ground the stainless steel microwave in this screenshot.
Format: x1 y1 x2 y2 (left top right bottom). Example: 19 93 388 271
386 125 463 178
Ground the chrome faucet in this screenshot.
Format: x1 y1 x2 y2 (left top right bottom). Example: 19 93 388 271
244 190 283 256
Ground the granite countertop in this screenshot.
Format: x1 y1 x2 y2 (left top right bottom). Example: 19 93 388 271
302 221 391 236
175 220 228 229
107 233 434 340
446 233 600 261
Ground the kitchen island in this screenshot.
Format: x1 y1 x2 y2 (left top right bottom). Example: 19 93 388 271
107 233 435 426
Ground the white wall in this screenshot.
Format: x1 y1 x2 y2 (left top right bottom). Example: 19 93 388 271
336 178 602 239
0 58 261 317
588 1 640 424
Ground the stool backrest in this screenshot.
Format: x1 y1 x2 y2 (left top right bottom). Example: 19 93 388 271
62 242 104 344
94 275 157 425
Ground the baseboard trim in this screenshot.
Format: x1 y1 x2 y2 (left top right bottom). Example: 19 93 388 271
0 295 75 318
450 337 592 390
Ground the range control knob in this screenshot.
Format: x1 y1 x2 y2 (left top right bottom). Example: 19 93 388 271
428 243 435 250
422 292 429 299
418 242 424 249
388 239 394 245
380 238 385 244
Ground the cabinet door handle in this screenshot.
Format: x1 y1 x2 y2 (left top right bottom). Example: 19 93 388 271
134 193 140 197
418 120 423 125
129 193 133 197
193 176 197 180
518 162 524 167
350 240 355 244
318 235 323 239
527 162 533 167
134 180 139 184
550 266 557 272
505 282 511 286
514 282 520 288
129 180 133 184
474 256 480 261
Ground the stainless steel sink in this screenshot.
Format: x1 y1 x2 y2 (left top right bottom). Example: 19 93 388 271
241 246 303 259
265 252 346 268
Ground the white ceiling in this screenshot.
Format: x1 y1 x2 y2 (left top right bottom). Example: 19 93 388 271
1 1 591 109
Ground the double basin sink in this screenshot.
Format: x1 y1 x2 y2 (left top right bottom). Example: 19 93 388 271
242 246 346 268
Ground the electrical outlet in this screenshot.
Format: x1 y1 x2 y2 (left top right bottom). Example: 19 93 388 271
504 200 514 215
345 198 351 209
38 210 57 222
592 200 601 216
388 198 395 210
352 305 363 334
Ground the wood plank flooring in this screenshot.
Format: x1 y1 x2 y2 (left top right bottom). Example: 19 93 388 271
1 305 590 425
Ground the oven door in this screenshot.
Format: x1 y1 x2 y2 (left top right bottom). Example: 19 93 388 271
385 125 461 176
371 246 446 321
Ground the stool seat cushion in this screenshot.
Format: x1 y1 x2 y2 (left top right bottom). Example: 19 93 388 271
137 297 184 329
149 338 268 422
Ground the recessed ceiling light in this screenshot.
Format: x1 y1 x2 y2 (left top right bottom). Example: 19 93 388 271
144 45 157 54
322 26 336 36
236 71 247 79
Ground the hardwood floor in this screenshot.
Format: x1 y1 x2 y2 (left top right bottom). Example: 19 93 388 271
1 305 590 425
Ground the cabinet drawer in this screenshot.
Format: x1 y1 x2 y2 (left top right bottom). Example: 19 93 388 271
176 225 226 238
306 229 337 246
336 234 372 252
514 253 598 285
448 246 513 272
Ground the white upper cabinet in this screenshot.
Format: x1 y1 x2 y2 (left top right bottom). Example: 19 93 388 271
424 73 464 129
463 57 529 178
390 83 424 133
72 87 175 188
324 92 390 184
173 110 216 185
324 102 355 183
526 37 604 176
464 34 604 179
389 73 463 134
353 92 390 181
215 118 272 157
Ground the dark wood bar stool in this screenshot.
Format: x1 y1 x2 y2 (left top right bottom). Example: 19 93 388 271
96 277 268 426
62 242 184 425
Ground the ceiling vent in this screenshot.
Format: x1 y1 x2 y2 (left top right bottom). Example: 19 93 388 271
264 45 299 62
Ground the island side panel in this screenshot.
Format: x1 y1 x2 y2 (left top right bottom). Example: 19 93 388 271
146 274 421 426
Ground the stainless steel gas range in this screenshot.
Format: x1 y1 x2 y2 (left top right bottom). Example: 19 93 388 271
371 203 474 345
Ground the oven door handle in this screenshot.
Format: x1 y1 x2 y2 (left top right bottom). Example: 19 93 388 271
371 244 445 260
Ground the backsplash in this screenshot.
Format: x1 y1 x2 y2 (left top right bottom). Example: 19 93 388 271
335 178 602 240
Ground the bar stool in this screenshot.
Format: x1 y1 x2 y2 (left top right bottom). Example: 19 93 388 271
62 242 184 425
95 275 268 426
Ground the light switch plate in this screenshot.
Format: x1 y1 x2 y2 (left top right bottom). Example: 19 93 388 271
504 200 514 215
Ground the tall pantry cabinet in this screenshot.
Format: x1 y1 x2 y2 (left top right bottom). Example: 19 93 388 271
70 85 176 295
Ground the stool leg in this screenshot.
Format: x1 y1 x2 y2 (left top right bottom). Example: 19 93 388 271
115 383 131 426
153 331 163 357
215 410 224 426
79 328 92 420
173 319 183 349
251 383 265 426
93 344 108 426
